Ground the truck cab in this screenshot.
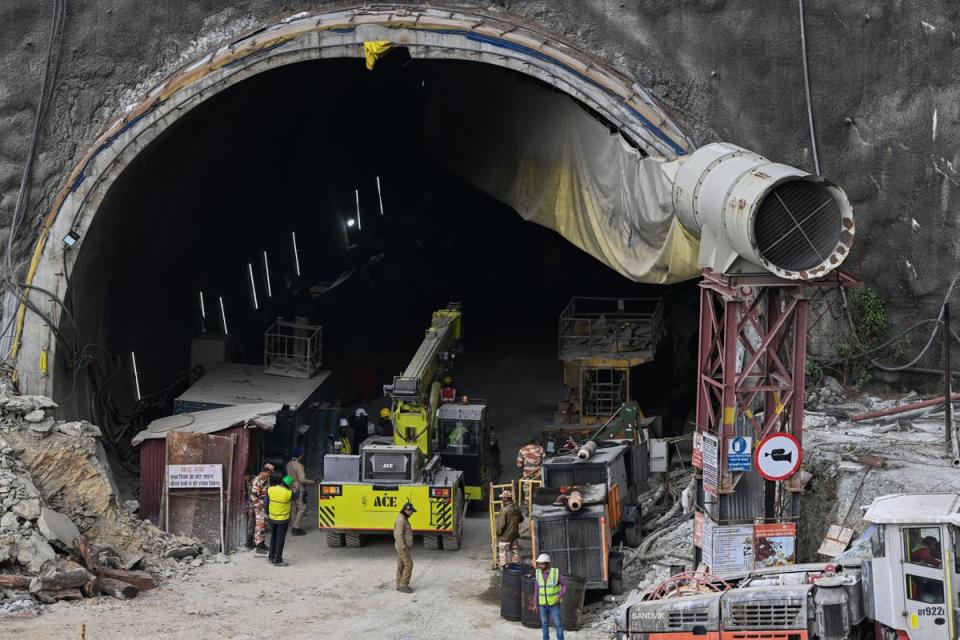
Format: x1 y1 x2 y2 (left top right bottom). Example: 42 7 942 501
862 493 960 640
435 402 492 502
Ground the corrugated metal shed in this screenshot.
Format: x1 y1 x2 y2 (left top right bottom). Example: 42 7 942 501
132 402 280 445
135 403 277 550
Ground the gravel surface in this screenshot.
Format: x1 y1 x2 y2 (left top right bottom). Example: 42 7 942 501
2 514 609 639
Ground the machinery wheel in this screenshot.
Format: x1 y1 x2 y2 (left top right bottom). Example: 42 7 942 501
423 534 441 550
622 524 642 548
345 533 364 548
610 576 624 596
326 532 345 547
441 532 461 551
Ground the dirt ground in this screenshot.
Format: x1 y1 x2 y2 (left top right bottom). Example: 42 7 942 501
3 514 608 639
3 350 611 639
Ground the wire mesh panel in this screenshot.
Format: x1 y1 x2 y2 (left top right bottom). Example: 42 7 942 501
534 514 605 584
263 319 322 379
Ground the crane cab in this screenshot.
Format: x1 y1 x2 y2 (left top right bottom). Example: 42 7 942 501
862 493 960 640
436 402 491 503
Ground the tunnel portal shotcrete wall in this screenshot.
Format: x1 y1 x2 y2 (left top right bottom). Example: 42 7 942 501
2 0 959 396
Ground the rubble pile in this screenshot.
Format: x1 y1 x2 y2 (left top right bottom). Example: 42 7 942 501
0 390 215 615
801 379 960 556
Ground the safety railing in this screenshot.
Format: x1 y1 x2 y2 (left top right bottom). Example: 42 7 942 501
558 296 663 359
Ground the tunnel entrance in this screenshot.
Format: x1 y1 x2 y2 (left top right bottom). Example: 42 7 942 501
49 55 699 472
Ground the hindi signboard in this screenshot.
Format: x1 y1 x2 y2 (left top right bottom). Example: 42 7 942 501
692 432 704 469
754 522 797 568
710 524 755 574
167 464 223 489
702 434 720 496
727 436 752 472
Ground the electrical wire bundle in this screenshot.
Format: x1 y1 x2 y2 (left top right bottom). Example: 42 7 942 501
0 1 201 472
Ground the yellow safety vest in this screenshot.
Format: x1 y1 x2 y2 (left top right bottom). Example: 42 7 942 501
537 567 561 606
267 485 292 521
341 437 352 455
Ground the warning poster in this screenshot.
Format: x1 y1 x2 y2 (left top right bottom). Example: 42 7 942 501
710 524 755 574
692 432 704 469
702 434 720 496
754 523 797 568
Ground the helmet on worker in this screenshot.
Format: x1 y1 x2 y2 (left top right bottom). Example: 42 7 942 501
443 375 454 386
355 407 367 417
379 407 390 418
339 418 349 427
536 553 551 566
402 501 417 513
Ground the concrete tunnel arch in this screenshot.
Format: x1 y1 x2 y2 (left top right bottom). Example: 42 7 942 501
12 5 699 400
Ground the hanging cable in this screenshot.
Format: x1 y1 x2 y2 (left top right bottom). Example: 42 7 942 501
833 271 960 372
798 0 821 175
5 0 66 280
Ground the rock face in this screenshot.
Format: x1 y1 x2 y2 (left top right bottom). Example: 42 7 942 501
0 434 57 574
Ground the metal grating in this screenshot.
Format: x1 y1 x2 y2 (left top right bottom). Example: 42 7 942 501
535 517 604 582
754 180 842 272
362 451 414 482
668 609 710 628
728 603 805 629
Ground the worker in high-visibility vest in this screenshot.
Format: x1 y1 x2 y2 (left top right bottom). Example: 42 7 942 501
264 475 297 566
534 553 567 640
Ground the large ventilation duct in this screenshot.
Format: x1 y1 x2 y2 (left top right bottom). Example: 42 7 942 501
669 142 855 280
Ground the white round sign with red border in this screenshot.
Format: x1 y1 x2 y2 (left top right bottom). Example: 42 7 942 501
754 433 802 481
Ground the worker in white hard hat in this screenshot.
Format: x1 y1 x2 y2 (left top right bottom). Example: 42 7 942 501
350 407 370 441
338 418 353 455
534 553 567 640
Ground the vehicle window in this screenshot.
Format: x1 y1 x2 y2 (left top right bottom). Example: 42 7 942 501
868 525 885 558
903 527 942 569
906 574 945 604
440 420 478 454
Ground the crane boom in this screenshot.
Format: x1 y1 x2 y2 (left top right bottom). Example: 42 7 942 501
383 304 462 456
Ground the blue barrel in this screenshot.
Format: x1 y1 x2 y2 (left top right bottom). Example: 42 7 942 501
500 563 524 621
520 566 540 628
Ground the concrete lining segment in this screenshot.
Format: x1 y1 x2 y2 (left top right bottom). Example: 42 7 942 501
13 5 693 396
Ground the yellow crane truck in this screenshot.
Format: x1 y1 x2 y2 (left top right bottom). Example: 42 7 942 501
318 304 489 550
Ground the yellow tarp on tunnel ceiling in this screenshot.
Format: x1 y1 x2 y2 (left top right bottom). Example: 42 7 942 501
364 41 393 70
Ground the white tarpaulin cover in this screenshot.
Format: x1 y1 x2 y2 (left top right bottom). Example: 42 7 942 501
424 65 701 284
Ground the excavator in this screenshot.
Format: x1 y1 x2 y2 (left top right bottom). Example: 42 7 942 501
318 304 491 550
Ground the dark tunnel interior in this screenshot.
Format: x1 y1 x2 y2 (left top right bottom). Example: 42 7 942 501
56 55 701 470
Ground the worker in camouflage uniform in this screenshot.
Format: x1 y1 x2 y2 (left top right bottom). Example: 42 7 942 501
516 439 546 477
250 462 274 554
243 468 256 548
495 489 523 566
